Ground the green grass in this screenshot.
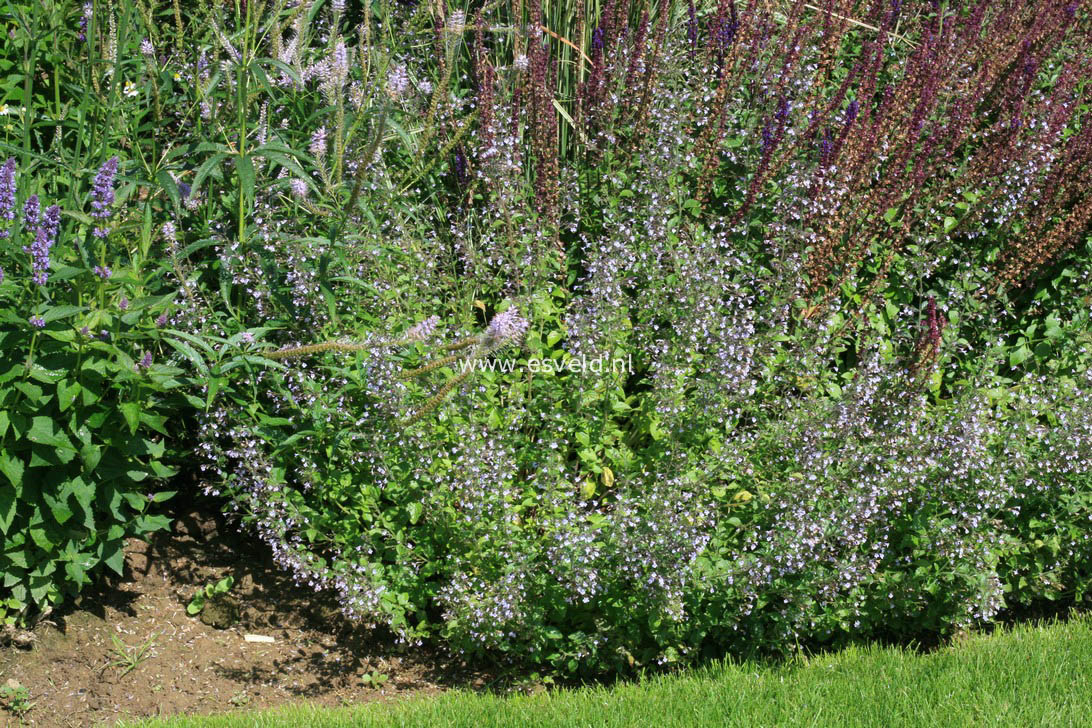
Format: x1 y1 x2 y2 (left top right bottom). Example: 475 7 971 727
128 615 1092 728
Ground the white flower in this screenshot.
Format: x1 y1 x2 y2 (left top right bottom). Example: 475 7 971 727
0 104 10 116
123 80 139 98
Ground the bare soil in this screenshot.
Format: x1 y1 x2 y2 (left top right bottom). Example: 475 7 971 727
0 500 474 727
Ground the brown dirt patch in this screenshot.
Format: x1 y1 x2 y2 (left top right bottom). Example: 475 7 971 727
0 500 475 727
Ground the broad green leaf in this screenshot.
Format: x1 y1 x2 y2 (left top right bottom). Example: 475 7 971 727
57 379 81 412
119 402 142 434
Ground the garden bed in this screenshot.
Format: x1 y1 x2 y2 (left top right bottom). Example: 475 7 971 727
0 500 471 727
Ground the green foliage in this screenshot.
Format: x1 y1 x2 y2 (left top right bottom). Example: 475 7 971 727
105 631 158 677
0 679 34 718
187 575 235 615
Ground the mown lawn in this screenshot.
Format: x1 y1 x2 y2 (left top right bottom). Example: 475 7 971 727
132 614 1092 728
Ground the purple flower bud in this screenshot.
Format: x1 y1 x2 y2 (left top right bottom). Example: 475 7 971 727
591 27 604 54
454 146 468 186
94 265 112 279
845 99 860 126
156 313 169 326
29 315 45 329
118 296 129 311
138 351 153 369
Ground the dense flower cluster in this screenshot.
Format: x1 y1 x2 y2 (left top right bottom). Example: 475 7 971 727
183 0 1092 676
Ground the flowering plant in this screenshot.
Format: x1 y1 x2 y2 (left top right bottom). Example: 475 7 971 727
0 157 178 624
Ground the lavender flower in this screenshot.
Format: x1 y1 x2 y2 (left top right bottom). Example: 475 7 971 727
90 156 119 238
93 265 112 279
140 38 155 58
310 127 327 160
26 227 53 285
161 220 176 243
118 296 129 311
405 315 440 342
137 351 153 370
29 315 45 329
289 178 309 199
0 266 4 284
40 204 60 244
0 157 15 238
156 313 169 327
22 194 39 230
483 307 529 349
388 64 410 100
78 3 92 42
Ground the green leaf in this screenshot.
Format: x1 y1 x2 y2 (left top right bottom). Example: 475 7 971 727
0 451 23 489
27 416 76 453
157 169 182 214
943 216 958 233
100 540 126 576
407 502 423 525
57 379 81 412
1009 345 1032 368
236 154 256 203
41 305 85 323
119 402 142 434
0 467 17 533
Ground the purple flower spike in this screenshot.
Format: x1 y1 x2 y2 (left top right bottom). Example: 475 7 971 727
91 156 119 237
23 194 39 230
93 265 112 279
27 227 53 286
40 205 61 244
845 99 860 126
0 157 15 238
78 3 92 42
29 315 46 329
118 296 129 311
